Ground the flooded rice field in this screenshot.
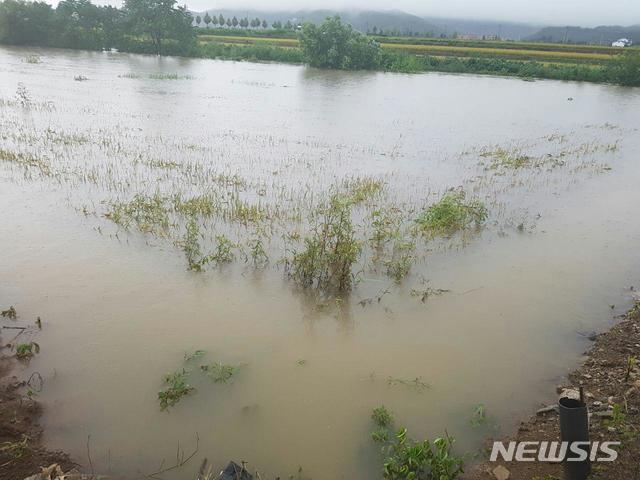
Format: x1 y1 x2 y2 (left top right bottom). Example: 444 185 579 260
1 46 640 479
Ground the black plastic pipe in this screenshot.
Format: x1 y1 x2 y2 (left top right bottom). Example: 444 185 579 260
558 396 591 480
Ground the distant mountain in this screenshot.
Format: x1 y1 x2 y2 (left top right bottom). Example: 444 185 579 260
193 8 539 40
421 17 540 40
526 25 640 44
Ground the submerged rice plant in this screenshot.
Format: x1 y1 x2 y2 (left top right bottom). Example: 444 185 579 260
415 190 487 237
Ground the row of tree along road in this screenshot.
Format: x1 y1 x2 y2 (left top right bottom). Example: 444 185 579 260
0 0 639 85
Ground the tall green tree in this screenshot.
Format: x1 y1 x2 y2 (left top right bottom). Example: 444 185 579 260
0 0 54 45
609 51 640 86
122 0 194 55
298 16 380 70
203 12 211 28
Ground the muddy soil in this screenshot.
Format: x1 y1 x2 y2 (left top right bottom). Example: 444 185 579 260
466 300 640 480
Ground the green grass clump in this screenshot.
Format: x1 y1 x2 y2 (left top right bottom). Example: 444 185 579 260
369 407 464 479
104 193 170 234
470 403 487 428
481 147 533 169
158 369 195 411
1 306 17 319
16 342 39 360
290 194 362 294
200 362 242 383
209 235 235 264
23 55 40 64
173 194 217 217
382 429 464 480
372 406 393 428
384 238 416 283
344 177 384 204
148 73 193 80
183 215 205 271
415 191 487 237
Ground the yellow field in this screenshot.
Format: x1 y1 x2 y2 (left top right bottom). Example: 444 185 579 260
197 34 619 64
198 35 298 47
379 43 615 62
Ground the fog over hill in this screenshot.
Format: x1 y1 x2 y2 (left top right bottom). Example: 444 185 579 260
526 25 640 44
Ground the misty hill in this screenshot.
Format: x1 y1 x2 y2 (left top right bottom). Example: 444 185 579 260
421 17 540 40
527 25 640 44
194 8 540 39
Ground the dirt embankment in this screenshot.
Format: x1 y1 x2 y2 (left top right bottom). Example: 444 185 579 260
0 355 74 479
467 300 640 480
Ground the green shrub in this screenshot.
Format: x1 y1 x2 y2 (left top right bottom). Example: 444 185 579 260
298 16 380 70
415 191 487 237
290 194 361 293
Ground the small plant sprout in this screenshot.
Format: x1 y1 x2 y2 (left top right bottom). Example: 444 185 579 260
470 403 487 428
158 369 195 411
625 355 637 382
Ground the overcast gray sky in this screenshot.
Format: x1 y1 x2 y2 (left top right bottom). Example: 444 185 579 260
87 0 639 26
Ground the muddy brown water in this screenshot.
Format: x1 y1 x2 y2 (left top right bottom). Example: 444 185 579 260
1 46 640 479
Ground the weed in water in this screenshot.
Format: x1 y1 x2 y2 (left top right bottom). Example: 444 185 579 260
1 306 17 319
372 427 390 444
23 55 40 64
372 405 393 428
246 237 269 267
290 194 361 294
470 404 487 428
104 193 170 234
370 208 401 249
158 369 195 411
183 216 205 271
15 83 31 108
410 281 451 303
415 190 487 237
200 362 242 383
387 376 430 392
16 342 40 360
384 237 416 284
370 407 464 480
184 350 206 362
480 147 533 169
344 177 384 204
208 235 235 264
381 429 464 480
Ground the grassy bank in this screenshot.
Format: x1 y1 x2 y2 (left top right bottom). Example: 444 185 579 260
191 30 639 84
191 40 617 84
